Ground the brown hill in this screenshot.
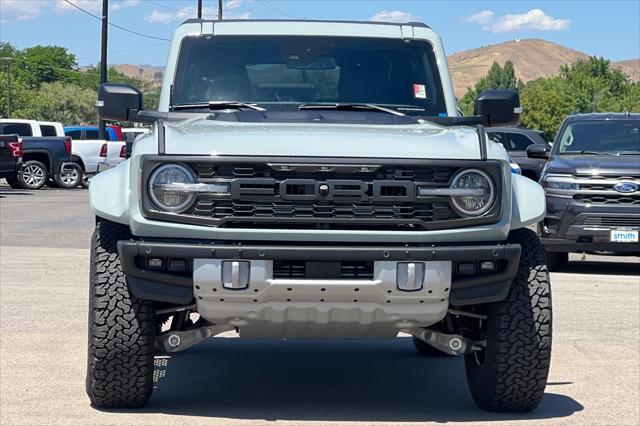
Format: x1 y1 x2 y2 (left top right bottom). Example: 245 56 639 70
448 39 639 97
111 64 164 82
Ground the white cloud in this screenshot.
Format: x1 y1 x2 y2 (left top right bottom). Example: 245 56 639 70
144 5 250 23
112 0 140 11
466 10 494 26
370 10 414 23
466 8 570 33
0 0 50 22
227 0 244 10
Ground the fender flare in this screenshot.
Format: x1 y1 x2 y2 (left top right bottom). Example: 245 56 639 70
510 174 545 229
89 162 130 225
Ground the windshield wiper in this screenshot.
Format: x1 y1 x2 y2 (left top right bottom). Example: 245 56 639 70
299 103 405 116
560 150 618 155
172 101 266 112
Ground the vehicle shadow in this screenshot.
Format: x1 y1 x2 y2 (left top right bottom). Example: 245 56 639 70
558 260 640 276
121 337 582 422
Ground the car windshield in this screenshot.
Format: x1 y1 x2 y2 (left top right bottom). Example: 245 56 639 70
171 35 447 116
556 120 640 155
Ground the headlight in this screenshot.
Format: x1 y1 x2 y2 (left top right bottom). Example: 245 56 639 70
449 169 496 216
148 164 196 212
542 175 579 192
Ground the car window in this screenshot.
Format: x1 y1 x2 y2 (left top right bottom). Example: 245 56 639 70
40 125 57 137
123 132 142 143
0 123 33 136
487 132 506 146
85 130 111 141
65 130 83 140
506 133 535 151
557 120 640 154
172 35 447 116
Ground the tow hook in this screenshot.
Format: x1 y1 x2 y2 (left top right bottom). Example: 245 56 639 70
402 328 484 356
156 325 235 353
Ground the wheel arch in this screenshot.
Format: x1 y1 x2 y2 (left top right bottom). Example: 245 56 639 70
90 163 130 225
22 151 52 172
71 154 86 172
510 173 545 229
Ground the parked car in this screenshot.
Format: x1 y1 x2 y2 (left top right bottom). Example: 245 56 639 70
64 125 126 173
121 127 149 158
0 134 22 182
0 119 78 189
86 19 551 413
535 112 640 269
487 127 550 181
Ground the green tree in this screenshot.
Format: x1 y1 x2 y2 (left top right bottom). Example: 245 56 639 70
520 57 640 139
13 81 98 124
459 60 521 115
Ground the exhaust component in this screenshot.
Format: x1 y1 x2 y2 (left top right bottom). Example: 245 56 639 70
157 324 235 353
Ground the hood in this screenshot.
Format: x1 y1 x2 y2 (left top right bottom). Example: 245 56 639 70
150 118 493 160
545 154 640 176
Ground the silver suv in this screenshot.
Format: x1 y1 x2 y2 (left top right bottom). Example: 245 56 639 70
87 19 551 412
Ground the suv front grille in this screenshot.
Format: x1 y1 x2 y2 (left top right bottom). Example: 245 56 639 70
574 194 640 205
142 157 503 231
581 216 640 228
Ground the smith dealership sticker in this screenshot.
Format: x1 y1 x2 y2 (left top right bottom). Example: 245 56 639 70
413 83 427 99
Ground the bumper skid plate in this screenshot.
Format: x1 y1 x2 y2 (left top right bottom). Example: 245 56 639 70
118 241 521 339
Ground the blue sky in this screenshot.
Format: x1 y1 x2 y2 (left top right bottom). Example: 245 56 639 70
1 0 639 67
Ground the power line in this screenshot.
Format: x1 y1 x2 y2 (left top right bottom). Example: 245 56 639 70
62 0 171 41
254 0 302 19
142 0 182 13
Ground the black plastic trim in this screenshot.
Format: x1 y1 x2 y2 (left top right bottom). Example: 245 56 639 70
118 240 520 305
476 125 488 160
140 155 503 231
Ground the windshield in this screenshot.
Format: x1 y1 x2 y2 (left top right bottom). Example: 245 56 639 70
171 35 447 116
556 120 640 154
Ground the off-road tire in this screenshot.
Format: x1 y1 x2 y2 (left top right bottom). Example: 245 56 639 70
545 251 568 271
54 163 83 189
86 218 156 408
465 228 552 412
18 160 48 190
412 336 453 356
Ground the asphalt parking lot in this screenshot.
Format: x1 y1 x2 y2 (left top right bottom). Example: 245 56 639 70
1 184 639 426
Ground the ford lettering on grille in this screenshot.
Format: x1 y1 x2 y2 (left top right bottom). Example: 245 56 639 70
229 178 415 202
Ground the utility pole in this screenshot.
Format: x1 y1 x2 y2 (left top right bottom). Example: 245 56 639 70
218 0 223 20
99 0 109 140
5 58 11 118
197 0 202 18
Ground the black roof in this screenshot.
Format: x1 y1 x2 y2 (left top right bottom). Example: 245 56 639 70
181 18 430 28
565 112 640 122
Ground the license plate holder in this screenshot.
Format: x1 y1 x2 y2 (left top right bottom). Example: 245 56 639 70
610 229 639 243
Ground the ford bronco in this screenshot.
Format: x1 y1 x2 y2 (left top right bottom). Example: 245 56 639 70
87 19 551 412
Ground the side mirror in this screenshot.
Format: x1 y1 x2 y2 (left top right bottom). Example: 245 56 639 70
474 89 521 127
97 83 143 121
527 144 550 159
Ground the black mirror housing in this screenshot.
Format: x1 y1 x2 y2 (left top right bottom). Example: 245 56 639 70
474 89 521 127
97 83 143 121
526 144 550 159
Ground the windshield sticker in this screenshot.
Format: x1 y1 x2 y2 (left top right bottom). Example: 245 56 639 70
413 84 427 99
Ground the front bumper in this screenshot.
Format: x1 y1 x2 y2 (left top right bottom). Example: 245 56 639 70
118 240 520 338
543 195 640 252
96 161 111 174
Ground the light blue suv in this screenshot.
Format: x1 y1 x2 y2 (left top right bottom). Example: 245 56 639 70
86 19 551 412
